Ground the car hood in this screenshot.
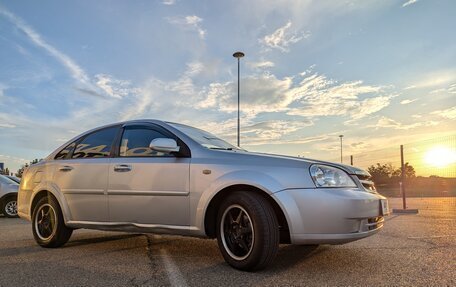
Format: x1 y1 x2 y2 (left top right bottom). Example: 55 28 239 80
215 149 370 176
0 182 19 195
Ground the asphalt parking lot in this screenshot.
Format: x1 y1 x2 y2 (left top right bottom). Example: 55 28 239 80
1 198 455 287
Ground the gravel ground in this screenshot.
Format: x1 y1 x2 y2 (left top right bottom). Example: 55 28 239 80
0 197 454 286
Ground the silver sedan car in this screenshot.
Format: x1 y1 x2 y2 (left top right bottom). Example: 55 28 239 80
18 120 388 271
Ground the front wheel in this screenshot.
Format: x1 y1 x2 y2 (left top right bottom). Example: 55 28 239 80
216 191 279 271
32 196 72 248
2 196 18 218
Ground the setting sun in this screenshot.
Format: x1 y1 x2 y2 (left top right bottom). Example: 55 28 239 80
424 146 456 168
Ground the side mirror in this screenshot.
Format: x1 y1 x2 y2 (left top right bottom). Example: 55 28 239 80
149 138 180 153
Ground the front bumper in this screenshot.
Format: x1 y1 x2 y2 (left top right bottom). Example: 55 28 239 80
272 188 387 245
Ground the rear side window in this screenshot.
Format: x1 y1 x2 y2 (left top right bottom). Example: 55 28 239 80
72 127 118 159
119 128 173 157
55 142 76 160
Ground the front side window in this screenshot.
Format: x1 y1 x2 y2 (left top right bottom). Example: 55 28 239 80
119 128 173 157
72 127 118 159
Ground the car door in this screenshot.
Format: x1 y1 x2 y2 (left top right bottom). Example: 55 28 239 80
107 124 190 226
52 126 119 222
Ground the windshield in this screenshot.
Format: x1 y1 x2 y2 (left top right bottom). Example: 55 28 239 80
0 175 19 185
7 176 21 184
168 123 243 151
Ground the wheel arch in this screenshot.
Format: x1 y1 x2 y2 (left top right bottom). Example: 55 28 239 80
1 192 18 203
30 188 69 223
204 184 291 244
1 193 18 210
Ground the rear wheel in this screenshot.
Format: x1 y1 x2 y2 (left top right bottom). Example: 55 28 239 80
32 196 72 248
216 191 279 271
2 196 18 218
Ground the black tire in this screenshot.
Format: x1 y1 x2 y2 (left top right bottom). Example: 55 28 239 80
216 191 279 271
2 196 18 218
32 195 72 248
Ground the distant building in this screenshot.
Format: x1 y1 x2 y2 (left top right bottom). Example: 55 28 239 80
0 162 4 172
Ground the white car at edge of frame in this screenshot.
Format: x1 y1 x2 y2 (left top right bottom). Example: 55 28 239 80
1 174 19 217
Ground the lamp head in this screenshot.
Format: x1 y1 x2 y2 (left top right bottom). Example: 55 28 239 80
233 51 245 58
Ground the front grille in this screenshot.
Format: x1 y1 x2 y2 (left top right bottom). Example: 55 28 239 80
366 216 384 230
356 174 376 192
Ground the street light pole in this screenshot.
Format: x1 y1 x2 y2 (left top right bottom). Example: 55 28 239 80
233 51 244 147
339 135 344 163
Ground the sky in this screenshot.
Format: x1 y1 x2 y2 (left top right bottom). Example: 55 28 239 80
0 0 455 174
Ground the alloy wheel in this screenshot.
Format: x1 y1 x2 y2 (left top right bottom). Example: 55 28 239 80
220 204 255 261
34 204 57 241
4 200 17 216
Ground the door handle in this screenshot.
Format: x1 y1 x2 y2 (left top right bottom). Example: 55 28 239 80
59 166 73 172
114 164 132 172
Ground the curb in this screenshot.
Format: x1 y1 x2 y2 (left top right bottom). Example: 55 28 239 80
392 209 419 214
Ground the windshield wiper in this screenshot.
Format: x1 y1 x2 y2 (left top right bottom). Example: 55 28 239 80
208 147 234 150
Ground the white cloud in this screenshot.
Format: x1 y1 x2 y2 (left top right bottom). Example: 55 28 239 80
261 21 309 52
350 141 371 151
197 74 294 114
0 50 396 165
0 59 448 174
119 62 205 121
429 88 446 94
0 8 89 84
429 83 456 96
241 120 314 144
244 134 329 147
188 119 316 147
113 66 391 148
350 96 394 120
447 83 456 94
0 7 133 100
402 0 418 7
431 107 456 120
286 74 390 120
95 74 138 99
248 61 275 69
166 15 206 39
299 64 316 77
0 154 29 164
400 99 418 104
196 70 392 122
0 123 16 128
405 70 456 90
371 116 439 130
162 0 176 5
185 61 204 77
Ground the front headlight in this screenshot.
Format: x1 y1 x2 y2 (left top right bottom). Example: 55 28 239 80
309 164 357 188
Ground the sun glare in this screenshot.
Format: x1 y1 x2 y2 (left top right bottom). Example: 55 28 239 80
424 146 456 168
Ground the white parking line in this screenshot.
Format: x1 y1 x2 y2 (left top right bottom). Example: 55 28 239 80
159 248 188 287
408 235 455 239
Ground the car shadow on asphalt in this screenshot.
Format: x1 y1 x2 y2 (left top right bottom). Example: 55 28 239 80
0 245 49 258
0 214 20 219
272 244 321 271
0 233 144 258
64 233 144 248
189 243 322 280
